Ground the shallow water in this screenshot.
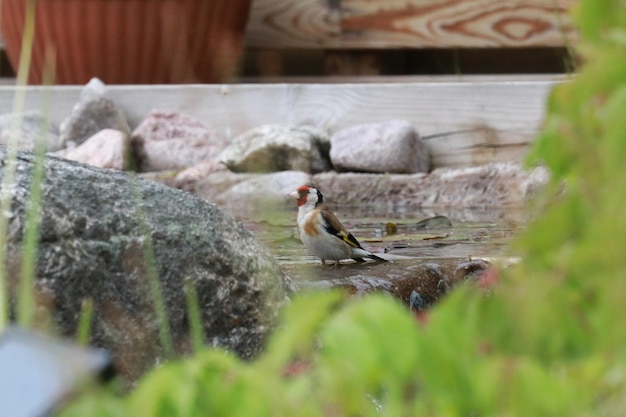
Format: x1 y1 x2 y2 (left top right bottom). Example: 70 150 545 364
245 205 525 285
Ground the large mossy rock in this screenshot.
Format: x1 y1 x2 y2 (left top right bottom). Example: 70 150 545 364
1 148 289 382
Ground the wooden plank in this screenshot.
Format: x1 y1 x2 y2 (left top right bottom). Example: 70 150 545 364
245 0 576 49
340 0 577 48
245 0 341 48
0 76 564 167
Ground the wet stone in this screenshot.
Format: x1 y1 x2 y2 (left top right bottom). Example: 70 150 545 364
290 257 492 310
300 275 394 295
454 258 493 283
415 215 453 229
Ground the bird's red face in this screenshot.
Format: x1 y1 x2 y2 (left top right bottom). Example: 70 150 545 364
289 185 311 207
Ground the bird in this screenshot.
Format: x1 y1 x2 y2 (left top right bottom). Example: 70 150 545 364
289 185 387 266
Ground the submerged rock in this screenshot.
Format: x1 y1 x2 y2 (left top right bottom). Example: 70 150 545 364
1 148 289 383
294 257 491 310
415 215 452 230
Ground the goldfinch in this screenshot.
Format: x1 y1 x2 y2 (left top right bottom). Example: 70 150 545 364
289 185 387 266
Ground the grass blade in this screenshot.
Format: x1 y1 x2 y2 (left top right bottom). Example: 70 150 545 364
131 176 174 359
77 298 94 346
0 0 38 330
184 278 204 353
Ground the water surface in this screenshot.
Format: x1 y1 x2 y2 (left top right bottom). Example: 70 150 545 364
245 205 525 285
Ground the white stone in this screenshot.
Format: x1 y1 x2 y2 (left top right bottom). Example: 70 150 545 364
63 129 131 170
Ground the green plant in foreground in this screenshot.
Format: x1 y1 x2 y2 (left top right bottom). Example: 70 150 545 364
60 0 626 415
0 0 39 329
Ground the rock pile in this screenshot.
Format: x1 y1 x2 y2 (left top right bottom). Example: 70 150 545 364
0 78 547 221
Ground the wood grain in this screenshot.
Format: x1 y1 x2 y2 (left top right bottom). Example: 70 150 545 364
245 0 341 48
245 0 576 49
0 76 564 167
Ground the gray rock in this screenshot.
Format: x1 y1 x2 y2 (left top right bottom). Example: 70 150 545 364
60 129 133 171
330 120 429 173
219 124 332 173
59 78 131 148
0 111 61 151
131 110 228 172
1 148 289 383
312 163 548 210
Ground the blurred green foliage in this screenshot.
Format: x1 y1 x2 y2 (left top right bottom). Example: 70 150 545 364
59 0 626 415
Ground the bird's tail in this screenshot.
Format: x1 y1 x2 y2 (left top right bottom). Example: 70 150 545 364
366 252 389 262
352 247 389 262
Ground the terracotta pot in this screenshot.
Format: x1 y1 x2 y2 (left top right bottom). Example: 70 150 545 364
0 0 251 84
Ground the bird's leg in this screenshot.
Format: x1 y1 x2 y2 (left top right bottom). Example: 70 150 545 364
333 260 340 268
320 259 326 266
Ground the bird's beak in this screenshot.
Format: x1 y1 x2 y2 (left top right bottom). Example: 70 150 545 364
289 191 299 199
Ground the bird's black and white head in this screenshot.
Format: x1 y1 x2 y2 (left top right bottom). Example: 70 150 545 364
289 185 323 210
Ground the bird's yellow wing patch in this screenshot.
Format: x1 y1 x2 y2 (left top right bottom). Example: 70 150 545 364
320 210 363 249
340 230 361 248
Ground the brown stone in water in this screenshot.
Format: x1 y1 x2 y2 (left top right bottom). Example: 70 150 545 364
297 258 492 311
392 263 448 307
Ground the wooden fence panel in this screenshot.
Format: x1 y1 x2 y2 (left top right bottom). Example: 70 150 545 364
0 76 564 167
245 0 576 49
